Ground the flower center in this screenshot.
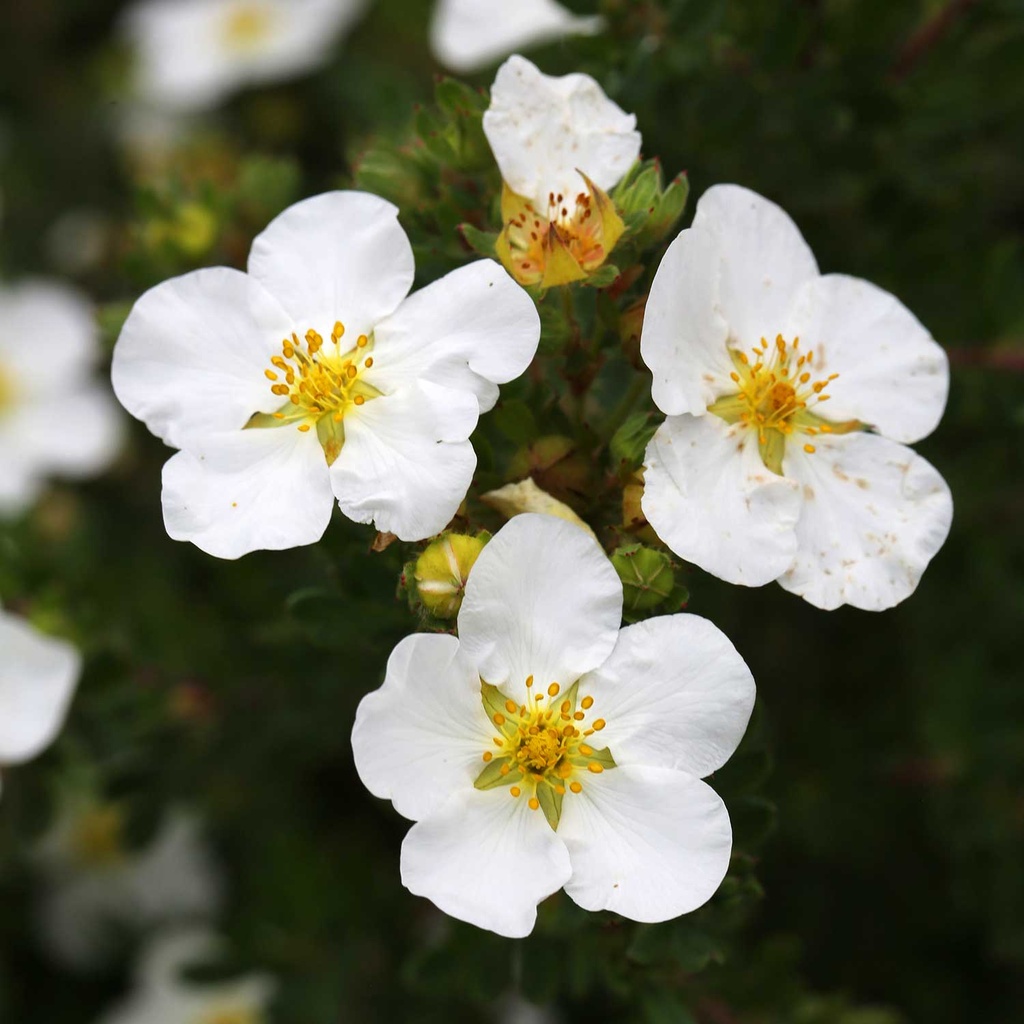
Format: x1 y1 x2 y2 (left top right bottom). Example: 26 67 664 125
474 676 615 829
221 5 273 52
69 806 125 868
246 321 381 465
497 175 625 289
708 334 861 474
197 1008 263 1024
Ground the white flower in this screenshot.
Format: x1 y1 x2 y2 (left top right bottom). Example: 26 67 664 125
34 803 223 970
112 190 541 559
352 513 755 938
640 184 953 612
483 55 641 288
431 0 602 74
0 606 80 797
97 928 275 1024
0 281 123 516
123 0 367 113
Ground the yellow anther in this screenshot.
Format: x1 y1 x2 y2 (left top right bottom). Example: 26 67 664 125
493 713 505 726
505 699 518 715
297 424 311 432
525 675 534 688
364 357 374 368
579 744 593 756
528 797 540 811
804 443 816 453
500 764 510 775
573 711 585 721
354 395 365 406
357 335 368 347
493 736 504 747
592 719 606 731
570 781 583 794
588 763 604 774
510 786 521 798
547 682 560 697
333 321 345 340
561 700 571 713
264 369 279 381
581 696 594 710
482 751 493 762
555 785 566 795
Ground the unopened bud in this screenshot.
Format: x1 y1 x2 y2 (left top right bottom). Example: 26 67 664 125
610 543 675 614
414 533 489 619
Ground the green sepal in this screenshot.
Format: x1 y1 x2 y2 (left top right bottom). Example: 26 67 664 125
536 782 564 831
570 744 616 771
480 682 518 738
706 393 748 425
458 223 499 259
758 429 786 476
611 542 676 619
582 263 621 289
316 415 345 466
610 411 658 472
473 756 514 791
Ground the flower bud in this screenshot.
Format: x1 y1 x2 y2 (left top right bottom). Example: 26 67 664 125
413 533 490 619
610 542 676 615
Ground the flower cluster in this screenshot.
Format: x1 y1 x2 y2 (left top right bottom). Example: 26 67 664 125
3 0 956 971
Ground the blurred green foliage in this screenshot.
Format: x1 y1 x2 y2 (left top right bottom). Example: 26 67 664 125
1 0 1022 1021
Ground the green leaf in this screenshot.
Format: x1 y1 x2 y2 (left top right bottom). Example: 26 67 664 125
610 412 658 470
457 222 498 258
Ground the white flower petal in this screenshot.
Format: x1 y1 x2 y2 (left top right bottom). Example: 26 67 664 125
779 432 953 611
124 0 366 112
0 446 43 517
690 184 819 352
112 267 292 447
4 388 124 478
400 787 571 938
431 0 603 74
458 513 622 696
785 273 949 444
247 191 414 338
640 220 733 416
0 280 98 392
0 610 80 766
559 765 731 922
483 55 641 211
352 633 493 822
584 615 755 778
643 414 801 587
370 259 541 414
329 381 479 542
162 426 334 559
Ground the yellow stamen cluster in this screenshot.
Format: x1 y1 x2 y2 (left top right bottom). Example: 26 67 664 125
478 675 611 827
728 334 837 445
261 321 379 433
221 5 272 51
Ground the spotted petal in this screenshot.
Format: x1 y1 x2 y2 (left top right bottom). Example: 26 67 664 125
779 431 953 610
483 55 640 213
642 414 801 587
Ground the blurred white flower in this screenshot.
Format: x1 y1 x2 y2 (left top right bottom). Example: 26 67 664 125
0 605 80 798
0 281 123 516
353 513 754 938
640 184 953 611
123 0 368 113
431 0 602 74
483 55 640 288
34 802 223 970
112 190 540 558
97 928 275 1024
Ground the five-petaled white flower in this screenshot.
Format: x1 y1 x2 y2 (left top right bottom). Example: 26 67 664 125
0 605 80 798
352 513 755 938
34 801 223 970
640 184 953 612
0 281 123 516
483 55 641 288
122 0 367 113
97 928 275 1024
431 0 602 74
112 191 541 559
